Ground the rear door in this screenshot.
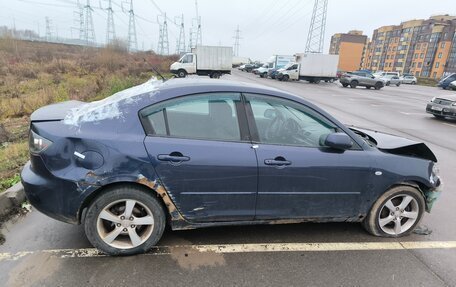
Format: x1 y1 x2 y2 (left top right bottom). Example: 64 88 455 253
140 92 258 222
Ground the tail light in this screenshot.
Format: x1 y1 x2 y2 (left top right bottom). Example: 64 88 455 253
29 130 53 154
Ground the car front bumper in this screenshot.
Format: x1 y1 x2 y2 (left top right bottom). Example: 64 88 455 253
426 103 456 118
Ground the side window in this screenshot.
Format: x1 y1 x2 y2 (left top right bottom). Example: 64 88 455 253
140 93 242 141
245 94 337 147
182 54 193 63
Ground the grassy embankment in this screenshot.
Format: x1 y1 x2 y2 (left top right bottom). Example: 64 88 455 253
0 37 176 192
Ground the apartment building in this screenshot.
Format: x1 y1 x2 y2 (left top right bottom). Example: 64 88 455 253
362 15 456 79
329 30 368 72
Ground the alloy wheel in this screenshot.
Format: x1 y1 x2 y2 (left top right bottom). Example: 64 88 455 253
378 194 419 235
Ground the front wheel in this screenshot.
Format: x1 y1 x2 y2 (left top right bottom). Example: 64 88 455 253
350 81 358 88
84 185 166 256
342 83 348 87
177 70 187 78
283 75 289 82
375 82 383 90
363 186 425 237
396 83 401 87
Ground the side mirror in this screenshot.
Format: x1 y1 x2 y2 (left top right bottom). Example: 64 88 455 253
264 109 277 119
371 76 375 79
320 133 353 150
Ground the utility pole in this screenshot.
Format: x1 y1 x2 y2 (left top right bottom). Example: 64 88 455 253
175 14 185 54
105 0 116 44
233 25 241 56
127 0 137 51
45 17 52 41
305 0 328 53
84 0 96 46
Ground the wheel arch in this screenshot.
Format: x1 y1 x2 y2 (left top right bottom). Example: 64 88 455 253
78 181 172 225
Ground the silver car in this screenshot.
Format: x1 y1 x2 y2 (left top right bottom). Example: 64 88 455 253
426 95 456 119
340 71 385 90
382 75 402 87
402 75 417 85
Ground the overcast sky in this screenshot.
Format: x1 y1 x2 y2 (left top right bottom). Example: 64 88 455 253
0 0 453 61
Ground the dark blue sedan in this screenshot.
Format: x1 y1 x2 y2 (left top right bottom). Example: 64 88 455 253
22 78 442 255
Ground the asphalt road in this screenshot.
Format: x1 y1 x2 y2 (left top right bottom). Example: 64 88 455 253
1 70 456 287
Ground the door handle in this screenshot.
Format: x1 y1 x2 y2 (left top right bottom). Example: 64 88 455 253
157 153 190 162
264 157 291 166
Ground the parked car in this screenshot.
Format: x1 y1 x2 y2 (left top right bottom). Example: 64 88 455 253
238 64 246 70
22 78 442 256
402 75 417 85
340 71 385 89
437 73 456 89
383 75 402 87
267 67 281 79
426 95 456 119
448 80 456 90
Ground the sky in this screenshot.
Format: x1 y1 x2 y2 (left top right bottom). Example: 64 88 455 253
0 0 453 61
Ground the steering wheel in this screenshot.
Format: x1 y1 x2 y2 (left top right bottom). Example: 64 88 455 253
265 110 284 141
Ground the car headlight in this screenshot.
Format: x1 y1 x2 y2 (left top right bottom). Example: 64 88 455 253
452 102 456 106
431 97 436 102
430 163 440 186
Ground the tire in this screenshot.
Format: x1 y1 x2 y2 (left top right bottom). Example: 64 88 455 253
283 75 289 82
177 70 187 78
350 81 358 88
374 82 383 90
366 86 371 89
211 72 221 79
363 185 425 237
386 81 390 86
315 80 321 84
84 185 166 256
396 83 401 87
342 83 348 88
411 81 416 85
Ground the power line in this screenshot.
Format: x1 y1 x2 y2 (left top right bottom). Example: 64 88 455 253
305 0 328 53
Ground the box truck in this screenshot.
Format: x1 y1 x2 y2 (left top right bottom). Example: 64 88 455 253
170 46 233 78
279 53 339 83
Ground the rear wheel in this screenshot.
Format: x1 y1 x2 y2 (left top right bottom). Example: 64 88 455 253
363 186 425 237
386 81 390 86
350 81 358 88
375 82 383 90
411 81 416 85
342 83 348 88
84 185 166 256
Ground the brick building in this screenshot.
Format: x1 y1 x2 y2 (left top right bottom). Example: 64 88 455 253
329 30 368 72
361 15 456 79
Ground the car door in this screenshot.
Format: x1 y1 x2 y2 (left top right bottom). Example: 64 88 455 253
243 93 373 219
140 92 258 222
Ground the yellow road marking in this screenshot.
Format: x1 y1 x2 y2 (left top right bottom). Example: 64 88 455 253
1 241 456 262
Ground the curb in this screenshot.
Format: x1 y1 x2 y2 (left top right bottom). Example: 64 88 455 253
0 183 25 217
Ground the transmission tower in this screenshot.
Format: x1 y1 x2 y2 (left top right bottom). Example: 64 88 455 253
194 0 202 46
84 0 96 45
233 25 241 56
127 0 137 51
105 0 116 44
45 17 52 41
175 14 185 54
157 14 169 55
73 0 84 41
305 0 328 53
188 30 193 51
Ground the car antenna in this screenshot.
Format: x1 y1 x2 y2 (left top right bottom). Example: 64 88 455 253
151 66 167 82
143 57 168 82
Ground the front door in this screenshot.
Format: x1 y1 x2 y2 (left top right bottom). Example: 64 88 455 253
141 92 257 222
244 93 373 219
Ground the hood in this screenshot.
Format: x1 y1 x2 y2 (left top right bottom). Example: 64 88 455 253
350 127 437 162
170 62 180 70
434 94 456 101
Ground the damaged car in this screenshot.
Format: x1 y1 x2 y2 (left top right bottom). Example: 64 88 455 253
426 95 456 119
22 78 442 255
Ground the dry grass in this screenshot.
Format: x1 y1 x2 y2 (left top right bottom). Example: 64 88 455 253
0 37 177 192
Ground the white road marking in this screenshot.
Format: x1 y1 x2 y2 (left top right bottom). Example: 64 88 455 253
1 241 456 261
400 111 428 116
442 122 456 128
